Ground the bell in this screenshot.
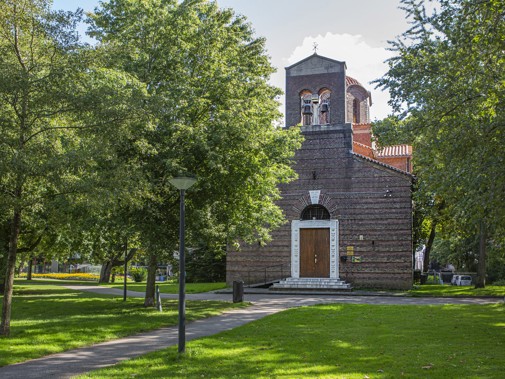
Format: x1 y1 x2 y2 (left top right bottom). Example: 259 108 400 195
302 103 313 115
321 102 329 113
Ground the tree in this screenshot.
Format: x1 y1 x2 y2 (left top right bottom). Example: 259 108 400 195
0 0 146 336
88 0 302 305
375 0 505 287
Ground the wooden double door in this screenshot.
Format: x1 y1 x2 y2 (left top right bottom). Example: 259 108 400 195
300 228 330 277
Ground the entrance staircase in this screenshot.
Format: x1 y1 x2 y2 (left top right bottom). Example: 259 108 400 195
270 277 351 291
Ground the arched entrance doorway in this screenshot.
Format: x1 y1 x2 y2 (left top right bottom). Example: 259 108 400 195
291 205 339 279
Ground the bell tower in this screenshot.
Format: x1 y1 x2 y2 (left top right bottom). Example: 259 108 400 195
285 53 347 128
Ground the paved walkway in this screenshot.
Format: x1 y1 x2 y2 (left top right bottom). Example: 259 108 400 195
0 286 501 379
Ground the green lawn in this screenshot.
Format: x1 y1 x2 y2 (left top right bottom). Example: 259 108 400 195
409 284 505 297
104 281 227 294
0 280 245 367
80 303 505 379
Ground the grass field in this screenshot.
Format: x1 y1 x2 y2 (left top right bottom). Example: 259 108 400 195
409 284 505 297
14 277 227 294
0 280 245 367
104 281 227 294
80 302 505 379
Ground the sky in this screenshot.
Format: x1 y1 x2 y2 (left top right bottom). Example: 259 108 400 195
52 0 410 120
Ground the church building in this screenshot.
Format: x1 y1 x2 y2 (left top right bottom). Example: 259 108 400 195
226 54 414 290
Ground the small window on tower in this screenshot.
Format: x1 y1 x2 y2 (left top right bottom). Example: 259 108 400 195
353 98 360 123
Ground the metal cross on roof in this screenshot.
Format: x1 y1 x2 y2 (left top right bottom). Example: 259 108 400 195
313 42 319 54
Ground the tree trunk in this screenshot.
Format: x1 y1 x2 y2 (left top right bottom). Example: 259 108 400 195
99 248 137 284
423 221 437 272
99 261 114 284
475 221 487 288
1 208 22 337
0 250 7 294
144 252 157 307
27 257 34 280
0 224 10 293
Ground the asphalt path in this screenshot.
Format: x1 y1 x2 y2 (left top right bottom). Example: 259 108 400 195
0 286 501 379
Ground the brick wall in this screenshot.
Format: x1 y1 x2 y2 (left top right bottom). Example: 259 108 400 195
227 123 414 290
378 156 412 173
352 123 373 147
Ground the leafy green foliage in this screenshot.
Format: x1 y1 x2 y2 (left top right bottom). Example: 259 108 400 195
89 0 302 246
185 245 226 283
0 0 148 334
371 115 410 147
87 0 302 300
129 267 147 283
375 0 505 283
2 0 301 329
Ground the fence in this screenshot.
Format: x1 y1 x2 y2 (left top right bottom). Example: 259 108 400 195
243 263 290 287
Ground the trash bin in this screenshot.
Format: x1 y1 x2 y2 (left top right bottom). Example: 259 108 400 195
413 270 421 283
233 281 244 303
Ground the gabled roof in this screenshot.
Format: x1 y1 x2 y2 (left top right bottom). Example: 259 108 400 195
351 151 415 179
285 53 347 70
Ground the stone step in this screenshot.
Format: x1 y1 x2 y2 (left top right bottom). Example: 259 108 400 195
280 278 347 284
273 284 351 289
277 280 349 285
271 277 352 290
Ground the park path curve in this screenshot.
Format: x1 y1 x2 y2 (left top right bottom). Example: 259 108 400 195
0 286 500 379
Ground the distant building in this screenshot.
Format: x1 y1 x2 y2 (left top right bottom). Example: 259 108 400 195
227 54 414 290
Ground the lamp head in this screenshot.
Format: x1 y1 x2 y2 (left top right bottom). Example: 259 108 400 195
168 176 197 190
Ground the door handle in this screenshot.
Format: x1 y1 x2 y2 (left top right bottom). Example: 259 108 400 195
314 258 317 264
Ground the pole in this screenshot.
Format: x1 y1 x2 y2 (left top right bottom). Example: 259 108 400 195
178 189 186 353
123 238 127 302
156 285 162 312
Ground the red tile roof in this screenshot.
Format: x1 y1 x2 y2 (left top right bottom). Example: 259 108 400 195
352 141 375 159
346 76 372 105
376 144 412 157
351 151 415 178
346 76 363 87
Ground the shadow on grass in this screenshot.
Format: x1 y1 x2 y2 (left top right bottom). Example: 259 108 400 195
0 282 242 367
82 303 505 379
104 282 227 294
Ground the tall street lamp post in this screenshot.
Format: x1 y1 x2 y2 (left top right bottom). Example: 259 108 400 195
168 176 197 354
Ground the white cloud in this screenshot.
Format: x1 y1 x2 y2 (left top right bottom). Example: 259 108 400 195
285 33 394 120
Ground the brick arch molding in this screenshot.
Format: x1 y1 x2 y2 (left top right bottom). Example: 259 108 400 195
291 192 339 219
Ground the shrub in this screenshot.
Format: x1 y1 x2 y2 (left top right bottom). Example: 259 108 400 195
129 267 147 282
186 246 226 283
